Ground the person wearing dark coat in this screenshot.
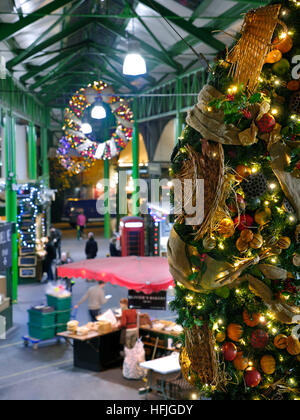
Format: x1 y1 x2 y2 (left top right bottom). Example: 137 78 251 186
50 226 62 261
43 238 57 282
85 233 98 259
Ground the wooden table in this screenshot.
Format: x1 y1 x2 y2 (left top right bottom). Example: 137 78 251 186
58 328 122 372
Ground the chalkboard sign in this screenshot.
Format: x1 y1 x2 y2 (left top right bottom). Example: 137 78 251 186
128 290 167 311
0 223 12 271
19 268 36 278
18 256 37 267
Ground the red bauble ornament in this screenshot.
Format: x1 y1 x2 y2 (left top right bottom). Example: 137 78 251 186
222 342 237 362
251 329 269 349
244 368 261 388
235 214 254 231
256 113 276 133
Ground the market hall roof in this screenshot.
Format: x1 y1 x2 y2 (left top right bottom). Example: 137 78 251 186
0 0 269 110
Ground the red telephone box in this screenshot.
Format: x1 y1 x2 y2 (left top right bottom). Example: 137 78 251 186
120 216 145 257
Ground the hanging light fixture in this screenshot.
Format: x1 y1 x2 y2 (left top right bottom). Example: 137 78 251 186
81 119 92 135
123 18 147 76
91 97 107 120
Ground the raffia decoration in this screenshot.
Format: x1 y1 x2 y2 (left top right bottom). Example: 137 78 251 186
185 324 228 391
258 264 288 280
173 141 229 240
228 4 282 93
186 84 243 146
246 274 300 324
270 142 300 220
238 121 259 146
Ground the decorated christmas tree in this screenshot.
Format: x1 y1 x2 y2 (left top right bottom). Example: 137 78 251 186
168 0 300 400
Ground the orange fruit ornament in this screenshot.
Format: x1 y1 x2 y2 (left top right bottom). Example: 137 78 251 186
287 336 300 356
234 352 249 371
273 34 293 54
260 355 276 375
274 334 288 349
287 80 300 91
265 49 282 64
216 331 226 343
227 323 244 342
243 310 261 328
218 218 235 238
236 165 252 182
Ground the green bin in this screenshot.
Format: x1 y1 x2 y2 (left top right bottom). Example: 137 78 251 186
55 309 72 324
28 323 56 341
46 295 72 311
28 310 56 327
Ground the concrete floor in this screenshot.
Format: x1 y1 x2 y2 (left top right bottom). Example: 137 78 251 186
0 223 177 400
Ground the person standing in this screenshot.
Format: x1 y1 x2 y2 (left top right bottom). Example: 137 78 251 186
85 233 98 259
43 237 57 282
74 281 110 322
50 226 62 261
119 298 138 349
77 209 87 240
109 236 121 257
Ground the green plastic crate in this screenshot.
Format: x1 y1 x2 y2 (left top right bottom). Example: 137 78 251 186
28 310 56 327
46 295 72 311
28 323 56 341
55 309 71 324
55 324 68 334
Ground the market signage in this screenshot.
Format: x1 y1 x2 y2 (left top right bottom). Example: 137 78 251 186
0 223 12 271
128 290 167 310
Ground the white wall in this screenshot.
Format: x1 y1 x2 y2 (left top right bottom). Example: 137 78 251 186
15 125 28 182
153 119 175 163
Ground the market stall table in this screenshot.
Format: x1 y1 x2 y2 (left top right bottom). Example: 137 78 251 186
57 256 174 293
58 328 122 372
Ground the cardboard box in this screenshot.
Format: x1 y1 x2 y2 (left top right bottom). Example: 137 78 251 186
0 297 10 313
0 276 6 298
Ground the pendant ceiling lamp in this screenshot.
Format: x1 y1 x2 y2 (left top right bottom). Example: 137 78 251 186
91 97 107 120
123 18 147 76
81 120 92 135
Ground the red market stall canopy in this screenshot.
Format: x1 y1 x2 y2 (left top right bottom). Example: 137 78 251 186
57 256 174 294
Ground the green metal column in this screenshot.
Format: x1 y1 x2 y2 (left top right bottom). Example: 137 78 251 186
4 111 18 303
104 159 111 239
132 98 140 217
28 122 37 180
175 77 184 145
41 111 50 187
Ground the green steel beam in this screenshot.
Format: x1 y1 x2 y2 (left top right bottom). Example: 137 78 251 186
30 52 78 90
189 0 211 23
127 2 182 73
28 122 38 180
138 0 226 51
7 17 95 70
132 98 140 217
96 18 180 70
16 0 85 77
20 45 85 84
4 108 18 303
168 3 252 61
0 0 76 43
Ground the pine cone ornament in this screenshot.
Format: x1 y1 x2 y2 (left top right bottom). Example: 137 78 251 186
241 173 268 199
290 91 300 114
256 113 276 133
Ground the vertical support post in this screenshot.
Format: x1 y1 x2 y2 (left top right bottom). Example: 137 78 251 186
41 112 50 187
28 121 37 180
104 158 111 239
132 98 140 217
175 77 184 145
4 111 18 303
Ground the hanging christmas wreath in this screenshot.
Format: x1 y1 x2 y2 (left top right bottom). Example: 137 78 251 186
57 80 134 174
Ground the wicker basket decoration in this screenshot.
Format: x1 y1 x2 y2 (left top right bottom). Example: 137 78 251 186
228 4 282 93
173 142 229 240
185 324 227 390
179 347 198 386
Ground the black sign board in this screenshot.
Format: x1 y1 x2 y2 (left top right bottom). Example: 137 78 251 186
0 223 12 271
128 290 167 311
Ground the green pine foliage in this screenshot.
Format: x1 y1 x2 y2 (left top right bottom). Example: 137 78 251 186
170 0 300 400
